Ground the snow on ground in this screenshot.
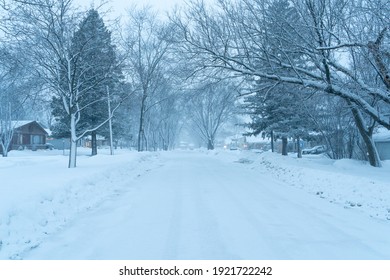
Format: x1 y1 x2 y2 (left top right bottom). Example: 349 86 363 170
0 148 162 259
1 148 390 260
233 150 390 221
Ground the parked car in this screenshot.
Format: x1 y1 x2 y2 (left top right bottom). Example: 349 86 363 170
43 143 55 150
302 145 327 155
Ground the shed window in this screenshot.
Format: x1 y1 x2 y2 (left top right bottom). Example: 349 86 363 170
32 135 44 144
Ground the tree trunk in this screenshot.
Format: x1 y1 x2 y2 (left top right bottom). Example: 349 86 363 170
281 136 288 156
68 114 77 168
107 85 114 155
1 104 13 158
138 120 144 152
69 139 77 168
143 131 148 151
365 136 382 167
91 130 97 156
207 138 214 150
1 141 10 157
138 95 147 152
271 130 274 152
1 144 8 157
297 136 302 158
350 106 382 167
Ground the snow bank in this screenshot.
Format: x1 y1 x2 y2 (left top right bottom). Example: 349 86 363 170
0 149 161 259
219 150 390 222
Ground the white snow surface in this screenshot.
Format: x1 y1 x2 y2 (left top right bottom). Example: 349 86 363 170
374 127 390 142
1 148 390 260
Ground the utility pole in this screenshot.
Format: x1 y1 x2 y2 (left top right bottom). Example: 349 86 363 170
107 86 114 155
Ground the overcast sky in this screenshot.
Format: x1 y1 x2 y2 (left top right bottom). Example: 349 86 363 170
79 0 184 19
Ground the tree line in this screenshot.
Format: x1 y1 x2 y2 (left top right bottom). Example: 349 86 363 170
171 0 389 167
0 0 389 168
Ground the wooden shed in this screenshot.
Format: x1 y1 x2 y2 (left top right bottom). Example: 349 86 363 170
373 128 390 160
11 121 48 150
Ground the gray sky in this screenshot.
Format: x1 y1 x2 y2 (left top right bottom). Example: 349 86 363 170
79 0 183 19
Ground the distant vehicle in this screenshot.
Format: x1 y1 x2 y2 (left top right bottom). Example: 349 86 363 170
43 143 55 150
229 143 238 150
262 144 271 151
302 145 327 155
229 139 239 150
178 142 188 150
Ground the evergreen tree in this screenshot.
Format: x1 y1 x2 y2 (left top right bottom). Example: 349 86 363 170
52 9 122 155
245 83 310 157
243 0 310 156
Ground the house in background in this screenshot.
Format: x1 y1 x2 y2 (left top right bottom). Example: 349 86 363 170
373 127 390 160
244 135 271 151
83 134 107 148
224 135 247 150
10 120 49 150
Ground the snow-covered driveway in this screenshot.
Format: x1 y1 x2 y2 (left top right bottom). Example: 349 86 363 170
22 151 390 260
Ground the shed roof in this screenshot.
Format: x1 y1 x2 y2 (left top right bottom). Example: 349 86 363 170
11 120 48 135
11 120 35 128
373 127 390 142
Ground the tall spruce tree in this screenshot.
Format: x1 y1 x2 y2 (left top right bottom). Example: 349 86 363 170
52 9 121 156
244 0 310 156
245 83 310 157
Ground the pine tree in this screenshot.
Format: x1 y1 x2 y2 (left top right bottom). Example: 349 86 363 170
75 9 122 155
245 83 310 157
51 9 122 156
243 0 310 156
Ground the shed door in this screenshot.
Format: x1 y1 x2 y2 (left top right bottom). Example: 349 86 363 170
22 134 30 145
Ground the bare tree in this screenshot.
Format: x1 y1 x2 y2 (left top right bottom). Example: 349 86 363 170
142 80 182 151
172 0 390 166
0 43 40 156
0 48 17 157
0 103 13 157
186 82 236 150
124 6 175 151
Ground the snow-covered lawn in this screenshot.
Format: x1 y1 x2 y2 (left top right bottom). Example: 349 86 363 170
0 148 161 259
237 151 390 222
0 148 389 259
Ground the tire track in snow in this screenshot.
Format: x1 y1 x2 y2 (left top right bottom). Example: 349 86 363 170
162 175 183 259
200 161 290 259
189 171 234 259
162 157 233 259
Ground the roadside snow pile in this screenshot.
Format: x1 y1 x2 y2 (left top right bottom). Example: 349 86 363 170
0 149 161 260
225 150 390 222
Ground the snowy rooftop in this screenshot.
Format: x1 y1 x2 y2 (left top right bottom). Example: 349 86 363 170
11 120 36 128
373 127 390 142
1 120 36 131
245 134 271 143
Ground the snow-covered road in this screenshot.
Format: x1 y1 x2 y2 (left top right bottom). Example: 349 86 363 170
22 151 390 260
